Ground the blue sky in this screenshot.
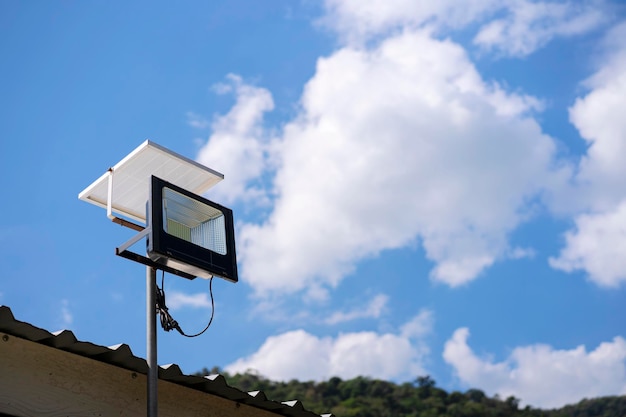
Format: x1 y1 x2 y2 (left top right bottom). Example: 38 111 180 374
1 0 626 409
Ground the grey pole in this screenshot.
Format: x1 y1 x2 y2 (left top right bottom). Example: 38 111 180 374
147 266 158 417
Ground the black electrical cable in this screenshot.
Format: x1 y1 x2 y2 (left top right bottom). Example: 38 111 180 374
156 270 215 338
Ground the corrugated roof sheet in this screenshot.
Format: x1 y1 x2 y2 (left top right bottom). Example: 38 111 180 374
0 305 334 417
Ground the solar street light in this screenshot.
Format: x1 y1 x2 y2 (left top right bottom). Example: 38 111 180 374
79 140 238 282
79 140 237 417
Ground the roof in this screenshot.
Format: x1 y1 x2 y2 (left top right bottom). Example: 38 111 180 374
0 305 333 417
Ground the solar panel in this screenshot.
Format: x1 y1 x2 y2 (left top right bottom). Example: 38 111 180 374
78 140 223 223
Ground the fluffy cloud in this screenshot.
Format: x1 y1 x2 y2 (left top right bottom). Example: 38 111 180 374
400 309 434 339
319 0 499 44
321 0 605 56
195 2 616 296
549 201 626 287
196 74 275 206
567 22 626 212
167 291 212 310
473 1 606 57
226 312 432 381
550 22 626 287
60 299 73 327
186 111 210 130
325 294 389 325
443 328 626 408
237 29 564 294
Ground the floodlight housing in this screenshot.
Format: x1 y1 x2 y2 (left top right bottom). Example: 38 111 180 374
147 176 238 282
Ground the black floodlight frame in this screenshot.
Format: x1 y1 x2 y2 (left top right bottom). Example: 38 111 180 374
147 176 238 283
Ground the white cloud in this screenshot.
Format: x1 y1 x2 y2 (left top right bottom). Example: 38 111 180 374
566 22 626 212
550 22 626 287
325 294 389 325
319 0 500 44
60 299 73 327
166 291 212 310
226 313 431 381
507 246 536 260
320 0 606 56
248 299 313 325
550 201 626 287
400 309 434 339
248 293 390 326
238 29 566 295
227 330 334 381
474 0 606 57
186 111 210 129
196 74 275 206
304 284 331 304
443 327 626 408
196 3 617 297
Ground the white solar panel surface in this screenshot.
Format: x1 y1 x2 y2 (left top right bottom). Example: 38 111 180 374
78 140 223 223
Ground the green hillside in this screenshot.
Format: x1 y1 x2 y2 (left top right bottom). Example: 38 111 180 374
196 368 626 417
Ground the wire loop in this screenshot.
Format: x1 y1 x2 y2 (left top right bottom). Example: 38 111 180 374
155 271 215 338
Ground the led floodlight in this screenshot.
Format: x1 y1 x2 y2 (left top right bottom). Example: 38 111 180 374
148 176 238 282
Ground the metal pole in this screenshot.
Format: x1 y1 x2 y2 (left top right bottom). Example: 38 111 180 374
147 266 158 417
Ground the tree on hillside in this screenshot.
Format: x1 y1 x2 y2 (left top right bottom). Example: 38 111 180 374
195 368 626 417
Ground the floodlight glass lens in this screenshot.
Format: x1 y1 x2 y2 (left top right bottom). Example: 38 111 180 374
162 187 227 255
